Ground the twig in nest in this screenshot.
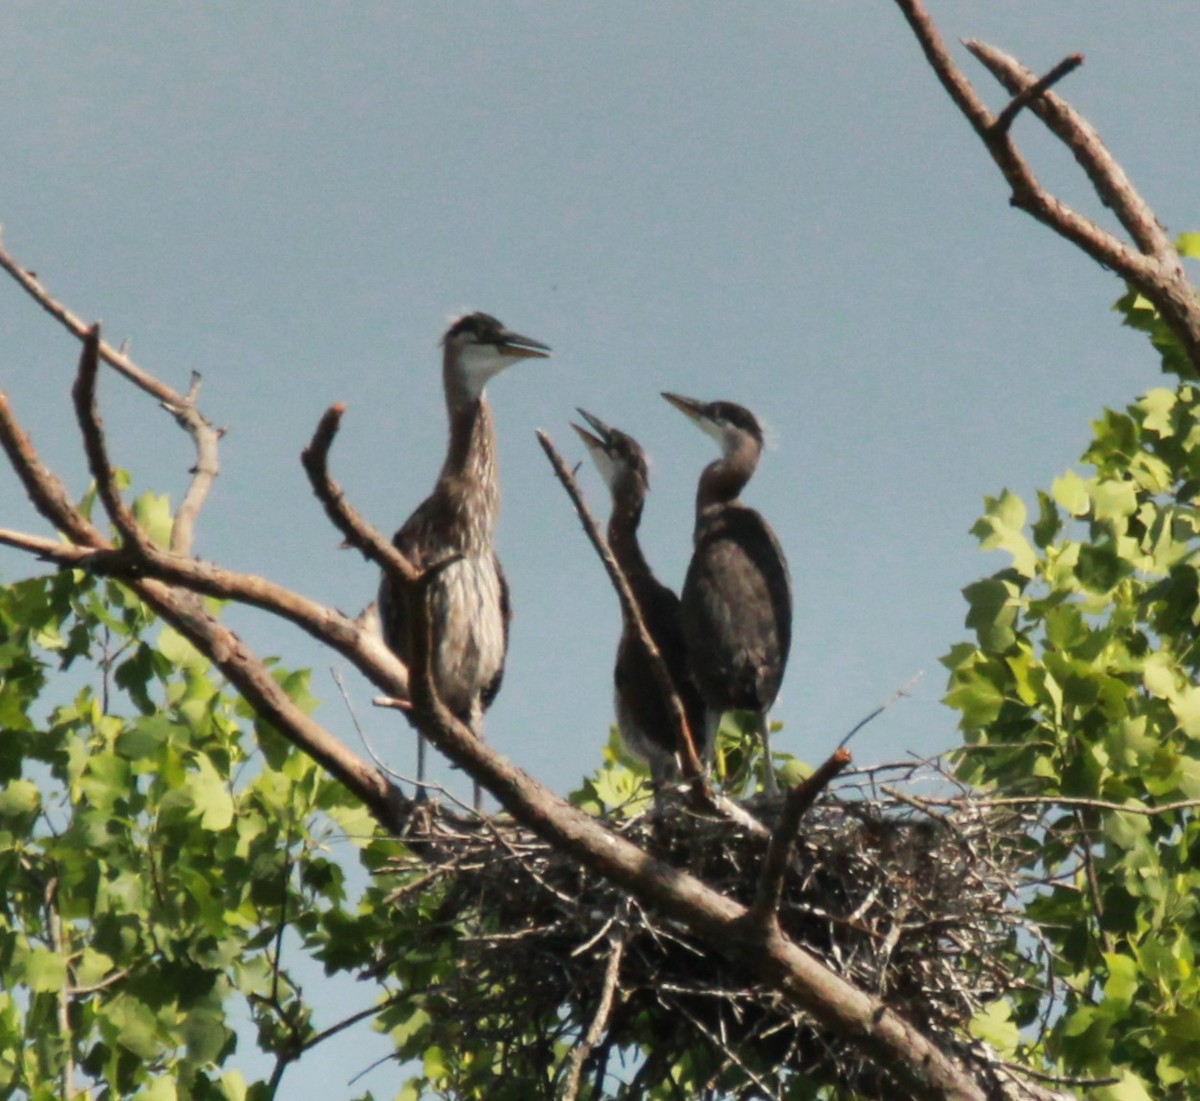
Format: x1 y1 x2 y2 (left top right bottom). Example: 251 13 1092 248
747 748 852 931
560 934 625 1101
837 670 924 751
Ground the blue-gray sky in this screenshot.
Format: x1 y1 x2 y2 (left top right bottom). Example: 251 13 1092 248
2 4 1197 1095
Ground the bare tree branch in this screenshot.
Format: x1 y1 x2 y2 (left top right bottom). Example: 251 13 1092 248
72 325 153 553
893 0 1200 375
0 234 222 553
965 41 1173 259
561 934 625 1101
988 53 1082 138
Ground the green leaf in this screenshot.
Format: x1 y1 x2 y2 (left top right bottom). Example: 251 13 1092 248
0 779 40 819
1094 1069 1155 1101
134 1078 179 1101
103 994 164 1060
968 1000 1020 1053
1051 470 1091 516
971 490 1037 577
132 491 174 549
186 755 235 831
22 950 67 993
75 947 117 989
158 626 209 673
1090 478 1138 524
963 577 1020 651
1176 231 1200 259
1142 652 1179 701
1102 952 1139 1010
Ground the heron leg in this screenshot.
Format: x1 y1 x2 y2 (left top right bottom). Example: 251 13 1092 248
470 704 485 813
703 710 721 774
416 735 429 803
756 711 778 796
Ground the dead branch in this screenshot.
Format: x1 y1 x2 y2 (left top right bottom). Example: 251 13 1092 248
0 233 221 554
561 933 625 1101
988 54 1081 138
893 0 1200 374
747 748 852 932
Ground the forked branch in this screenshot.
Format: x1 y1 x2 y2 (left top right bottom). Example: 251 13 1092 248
0 233 222 553
894 0 1200 375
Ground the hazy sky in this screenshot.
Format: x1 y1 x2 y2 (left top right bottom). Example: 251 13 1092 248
2 3 1198 1095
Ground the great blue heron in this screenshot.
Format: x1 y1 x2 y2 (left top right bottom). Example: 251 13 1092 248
379 312 550 809
662 392 792 795
572 409 706 805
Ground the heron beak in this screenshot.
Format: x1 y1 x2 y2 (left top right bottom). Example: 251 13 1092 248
570 420 604 451
574 407 615 445
497 329 551 360
662 391 704 423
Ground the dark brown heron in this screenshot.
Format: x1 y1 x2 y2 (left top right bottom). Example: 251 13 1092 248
572 409 707 804
379 312 550 809
662 392 792 795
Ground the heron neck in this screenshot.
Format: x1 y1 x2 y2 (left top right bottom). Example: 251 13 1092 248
438 396 500 549
607 494 652 582
696 437 758 519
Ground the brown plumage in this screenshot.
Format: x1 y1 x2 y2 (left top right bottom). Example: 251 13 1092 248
572 409 706 802
663 392 792 795
379 312 549 809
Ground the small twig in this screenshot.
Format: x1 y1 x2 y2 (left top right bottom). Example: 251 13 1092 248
988 53 1082 137
537 429 704 780
561 934 626 1101
837 670 924 751
746 748 852 930
166 370 222 557
880 789 1200 817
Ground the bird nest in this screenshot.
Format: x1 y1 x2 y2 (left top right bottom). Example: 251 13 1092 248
378 764 1034 1099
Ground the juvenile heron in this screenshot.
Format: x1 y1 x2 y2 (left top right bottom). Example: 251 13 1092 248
379 312 550 809
662 392 792 795
572 409 706 802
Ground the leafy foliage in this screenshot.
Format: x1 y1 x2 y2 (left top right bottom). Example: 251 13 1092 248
0 551 386 1100
944 261 1200 1098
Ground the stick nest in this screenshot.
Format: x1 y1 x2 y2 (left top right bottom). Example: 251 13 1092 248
380 766 1032 1099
